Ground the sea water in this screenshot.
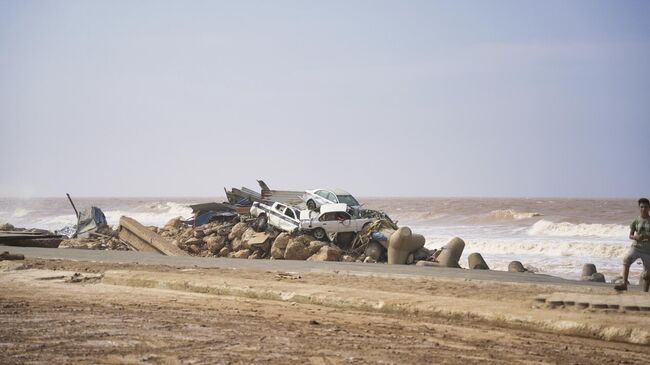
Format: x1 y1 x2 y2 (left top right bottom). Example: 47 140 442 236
0 197 643 282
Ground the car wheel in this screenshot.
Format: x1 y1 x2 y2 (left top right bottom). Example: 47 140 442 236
254 214 268 232
306 200 317 211
312 228 327 241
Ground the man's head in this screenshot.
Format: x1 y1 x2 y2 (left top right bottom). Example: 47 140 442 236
639 198 650 218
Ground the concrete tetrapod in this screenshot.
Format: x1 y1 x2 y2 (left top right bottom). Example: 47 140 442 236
436 237 465 268
386 227 425 265
508 261 526 273
589 273 606 282
581 264 597 278
467 252 489 270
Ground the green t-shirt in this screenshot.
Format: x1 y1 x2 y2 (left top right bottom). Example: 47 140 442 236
630 217 650 253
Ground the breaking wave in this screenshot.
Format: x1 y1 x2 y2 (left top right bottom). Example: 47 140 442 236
102 202 193 228
527 220 628 238
485 209 542 221
11 208 31 218
461 239 628 258
1 201 194 231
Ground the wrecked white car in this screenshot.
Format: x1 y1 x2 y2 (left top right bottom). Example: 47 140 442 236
300 188 361 211
298 203 374 241
249 201 302 233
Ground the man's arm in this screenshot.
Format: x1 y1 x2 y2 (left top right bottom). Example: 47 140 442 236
630 228 639 241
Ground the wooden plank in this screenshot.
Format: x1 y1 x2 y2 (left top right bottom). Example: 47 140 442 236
119 216 187 256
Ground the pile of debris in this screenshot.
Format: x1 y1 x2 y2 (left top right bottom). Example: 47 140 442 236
154 217 350 261
149 214 445 264
59 225 131 251
0 185 521 270
57 194 132 251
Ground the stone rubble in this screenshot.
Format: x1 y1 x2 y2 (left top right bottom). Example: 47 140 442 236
59 225 131 251
2 213 542 271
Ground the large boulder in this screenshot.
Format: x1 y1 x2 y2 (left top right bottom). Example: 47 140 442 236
248 250 264 260
307 241 328 256
232 249 251 259
218 246 231 257
228 222 249 241
164 217 183 230
241 227 256 241
231 238 244 252
284 237 313 260
248 232 271 254
308 246 342 261
183 237 203 247
365 241 386 261
205 235 226 254
271 233 291 259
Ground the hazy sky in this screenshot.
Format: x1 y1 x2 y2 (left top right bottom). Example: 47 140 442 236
1 0 649 198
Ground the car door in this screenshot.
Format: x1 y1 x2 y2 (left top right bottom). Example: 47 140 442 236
269 203 286 229
352 217 371 232
282 207 299 230
317 212 338 233
334 211 353 233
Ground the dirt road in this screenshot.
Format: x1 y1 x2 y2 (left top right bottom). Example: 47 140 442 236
2 258 650 364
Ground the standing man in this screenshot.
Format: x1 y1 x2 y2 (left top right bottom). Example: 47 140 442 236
615 198 650 292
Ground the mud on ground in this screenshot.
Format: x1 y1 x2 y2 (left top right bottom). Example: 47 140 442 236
1 259 649 364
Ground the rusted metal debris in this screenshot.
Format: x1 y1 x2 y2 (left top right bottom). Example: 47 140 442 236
224 180 303 206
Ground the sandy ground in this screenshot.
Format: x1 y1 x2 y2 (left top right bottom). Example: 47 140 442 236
1 258 650 364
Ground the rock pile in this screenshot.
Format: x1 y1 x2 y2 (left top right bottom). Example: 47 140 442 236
154 218 351 261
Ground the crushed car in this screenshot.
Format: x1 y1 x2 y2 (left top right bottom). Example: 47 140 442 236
300 188 361 211
298 203 375 241
249 201 303 233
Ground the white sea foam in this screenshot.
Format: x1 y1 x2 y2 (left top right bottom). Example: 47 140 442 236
424 237 628 258
465 239 628 258
102 201 193 228
11 208 31 218
1 201 194 231
422 237 633 281
486 209 542 220
527 220 628 238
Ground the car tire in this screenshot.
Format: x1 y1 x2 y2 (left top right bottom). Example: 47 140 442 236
312 228 327 241
254 214 268 232
306 200 317 211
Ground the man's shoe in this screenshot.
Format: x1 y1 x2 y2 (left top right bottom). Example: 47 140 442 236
614 284 628 291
